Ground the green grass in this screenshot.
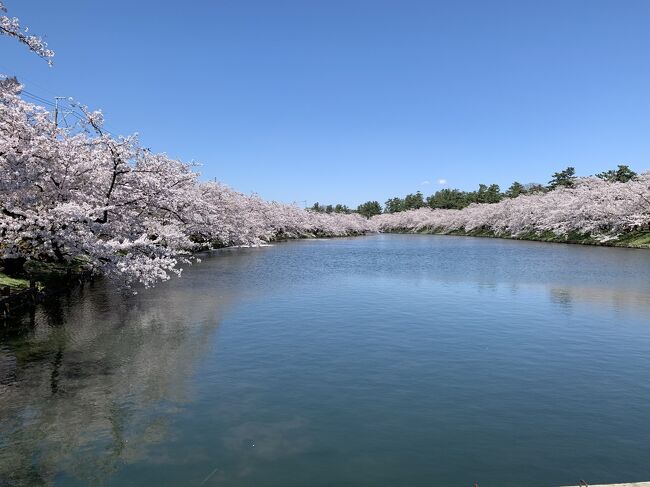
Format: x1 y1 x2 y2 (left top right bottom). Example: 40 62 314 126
0 272 30 291
611 231 650 248
2 257 92 294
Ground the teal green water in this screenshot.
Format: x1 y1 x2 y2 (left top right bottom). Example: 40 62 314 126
1 234 650 487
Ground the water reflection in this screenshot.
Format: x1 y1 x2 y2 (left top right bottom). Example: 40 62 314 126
549 285 650 313
0 275 236 486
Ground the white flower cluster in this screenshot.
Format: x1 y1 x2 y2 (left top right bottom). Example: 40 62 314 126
0 2 55 65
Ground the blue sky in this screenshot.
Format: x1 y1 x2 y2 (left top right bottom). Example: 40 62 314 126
2 0 650 207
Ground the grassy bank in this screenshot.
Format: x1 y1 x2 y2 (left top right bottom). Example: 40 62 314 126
385 228 650 249
1 258 94 318
0 272 37 319
0 272 30 291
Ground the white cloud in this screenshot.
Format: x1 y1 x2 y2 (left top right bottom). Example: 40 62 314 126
421 180 430 185
437 178 447 185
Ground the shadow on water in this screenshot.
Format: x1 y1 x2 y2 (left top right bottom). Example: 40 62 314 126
0 248 263 486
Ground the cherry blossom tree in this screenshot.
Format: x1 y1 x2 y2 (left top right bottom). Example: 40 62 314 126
0 79 374 288
0 1 54 64
373 175 650 241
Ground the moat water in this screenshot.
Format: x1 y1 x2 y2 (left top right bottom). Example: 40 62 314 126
2 234 650 486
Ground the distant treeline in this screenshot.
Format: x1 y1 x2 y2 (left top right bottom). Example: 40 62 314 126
310 165 638 218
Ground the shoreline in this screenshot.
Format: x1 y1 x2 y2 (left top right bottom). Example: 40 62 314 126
0 231 366 319
3 228 648 318
0 267 94 320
